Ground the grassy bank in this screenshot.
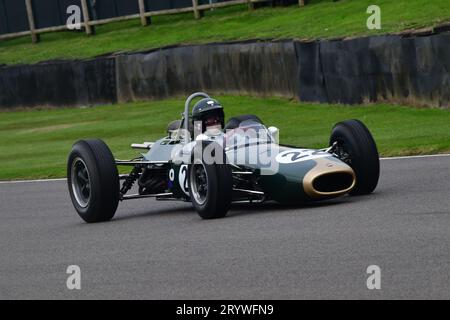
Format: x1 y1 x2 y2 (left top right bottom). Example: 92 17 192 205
1 0 449 65
1 96 450 180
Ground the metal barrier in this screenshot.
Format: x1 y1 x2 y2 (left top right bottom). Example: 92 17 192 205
2 33 449 109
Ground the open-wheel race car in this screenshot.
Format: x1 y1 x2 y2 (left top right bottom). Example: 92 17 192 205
67 92 380 223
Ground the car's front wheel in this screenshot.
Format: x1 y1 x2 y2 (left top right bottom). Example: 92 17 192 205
330 120 380 195
188 141 233 219
67 139 120 223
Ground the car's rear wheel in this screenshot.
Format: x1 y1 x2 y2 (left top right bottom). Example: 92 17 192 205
67 139 120 223
188 141 233 219
330 120 380 195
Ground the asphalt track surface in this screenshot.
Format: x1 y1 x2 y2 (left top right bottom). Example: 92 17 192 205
0 156 449 300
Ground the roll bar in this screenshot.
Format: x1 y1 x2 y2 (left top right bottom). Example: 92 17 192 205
183 92 210 134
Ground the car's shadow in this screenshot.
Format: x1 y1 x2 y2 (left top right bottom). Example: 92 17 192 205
113 204 193 222
227 197 356 218
107 195 359 223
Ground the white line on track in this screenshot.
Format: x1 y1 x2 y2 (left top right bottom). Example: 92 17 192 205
0 178 67 184
0 154 449 184
380 153 450 160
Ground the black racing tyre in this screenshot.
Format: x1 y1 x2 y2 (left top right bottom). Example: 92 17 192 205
330 120 380 195
224 114 263 130
188 141 233 219
67 139 120 223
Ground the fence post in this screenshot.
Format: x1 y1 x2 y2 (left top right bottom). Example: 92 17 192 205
192 0 201 19
80 0 94 35
247 0 255 10
299 0 306 6
25 0 40 43
138 0 151 26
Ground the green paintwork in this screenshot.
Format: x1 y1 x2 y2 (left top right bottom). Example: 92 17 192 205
143 136 352 203
258 160 317 203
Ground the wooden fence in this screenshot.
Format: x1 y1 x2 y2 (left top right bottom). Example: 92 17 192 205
0 0 308 43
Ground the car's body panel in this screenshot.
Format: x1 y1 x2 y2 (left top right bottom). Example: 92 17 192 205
143 138 179 162
151 136 356 203
227 144 355 203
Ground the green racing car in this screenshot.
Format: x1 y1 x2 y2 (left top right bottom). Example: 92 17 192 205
67 92 380 223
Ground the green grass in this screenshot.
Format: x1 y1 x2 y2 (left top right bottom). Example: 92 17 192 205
1 0 449 64
1 95 450 180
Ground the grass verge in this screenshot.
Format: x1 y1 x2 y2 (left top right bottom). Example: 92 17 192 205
1 95 450 180
1 0 449 65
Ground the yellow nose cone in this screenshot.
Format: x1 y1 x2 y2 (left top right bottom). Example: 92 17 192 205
303 158 356 199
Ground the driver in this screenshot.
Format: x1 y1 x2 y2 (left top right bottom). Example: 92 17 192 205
192 98 225 136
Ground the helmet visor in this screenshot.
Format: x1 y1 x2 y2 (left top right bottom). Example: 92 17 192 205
204 115 222 127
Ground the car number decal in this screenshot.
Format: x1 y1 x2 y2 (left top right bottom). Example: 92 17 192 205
178 165 189 195
276 149 330 164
